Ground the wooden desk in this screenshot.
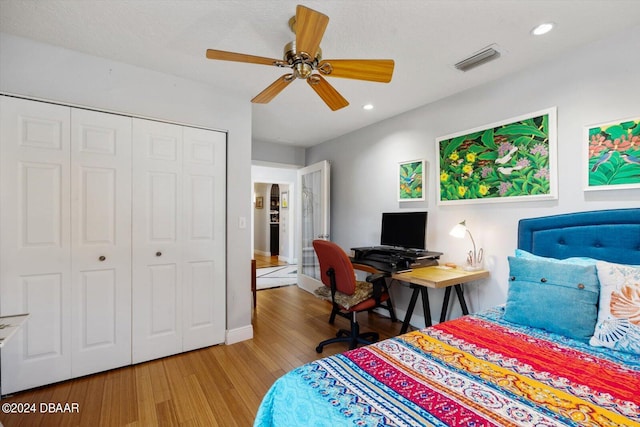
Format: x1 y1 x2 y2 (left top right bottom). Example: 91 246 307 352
392 266 489 334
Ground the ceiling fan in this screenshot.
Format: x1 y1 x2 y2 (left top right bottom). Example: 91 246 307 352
205 4 394 111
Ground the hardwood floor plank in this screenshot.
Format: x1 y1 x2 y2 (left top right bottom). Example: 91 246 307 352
133 364 159 427
162 356 198 425
211 345 265 412
0 285 401 426
220 388 255 427
183 375 219 427
147 359 172 404
77 372 106 427
253 254 287 269
154 400 178 427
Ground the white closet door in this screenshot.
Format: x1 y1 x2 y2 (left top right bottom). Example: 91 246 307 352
182 127 226 350
0 96 72 393
70 109 132 376
132 118 184 363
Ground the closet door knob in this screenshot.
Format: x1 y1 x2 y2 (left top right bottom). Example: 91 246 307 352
98 256 106 261
155 252 162 257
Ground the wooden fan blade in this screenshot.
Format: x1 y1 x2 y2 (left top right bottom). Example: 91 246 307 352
206 49 281 67
318 59 395 82
295 5 329 58
252 75 294 104
307 75 349 111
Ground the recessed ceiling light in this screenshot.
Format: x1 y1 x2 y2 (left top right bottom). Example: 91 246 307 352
531 22 554 36
362 104 374 110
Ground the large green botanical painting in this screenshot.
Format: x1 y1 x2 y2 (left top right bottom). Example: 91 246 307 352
586 117 640 190
436 108 557 205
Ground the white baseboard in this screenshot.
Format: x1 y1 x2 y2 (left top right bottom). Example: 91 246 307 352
225 324 254 345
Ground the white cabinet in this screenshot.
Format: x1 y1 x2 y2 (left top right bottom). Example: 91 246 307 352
0 96 226 393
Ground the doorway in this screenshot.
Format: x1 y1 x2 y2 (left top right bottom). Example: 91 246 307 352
252 181 295 265
269 184 280 256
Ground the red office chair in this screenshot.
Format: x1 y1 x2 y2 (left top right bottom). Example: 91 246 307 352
313 239 396 352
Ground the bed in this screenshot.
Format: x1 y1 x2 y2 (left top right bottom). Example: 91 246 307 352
254 208 640 426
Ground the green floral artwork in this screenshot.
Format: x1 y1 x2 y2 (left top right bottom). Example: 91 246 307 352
398 160 424 201
587 118 640 189
438 110 555 204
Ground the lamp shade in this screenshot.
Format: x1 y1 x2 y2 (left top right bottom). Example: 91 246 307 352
449 221 467 239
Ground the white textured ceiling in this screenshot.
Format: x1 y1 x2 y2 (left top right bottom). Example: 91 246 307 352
1 1 639 147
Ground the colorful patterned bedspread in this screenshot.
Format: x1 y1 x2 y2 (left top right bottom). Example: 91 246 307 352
254 307 640 426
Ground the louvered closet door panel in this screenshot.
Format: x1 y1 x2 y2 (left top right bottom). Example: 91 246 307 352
132 118 183 364
182 127 226 350
0 96 72 394
70 108 132 376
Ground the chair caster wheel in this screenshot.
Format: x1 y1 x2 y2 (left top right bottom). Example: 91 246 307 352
316 346 323 353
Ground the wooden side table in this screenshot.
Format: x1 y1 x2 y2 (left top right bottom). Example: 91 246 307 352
392 266 489 334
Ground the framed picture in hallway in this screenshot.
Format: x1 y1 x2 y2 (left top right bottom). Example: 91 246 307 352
585 116 640 191
436 107 557 205
255 196 264 209
398 159 425 201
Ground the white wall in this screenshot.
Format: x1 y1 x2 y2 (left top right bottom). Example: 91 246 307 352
0 33 253 337
306 25 640 327
253 139 305 166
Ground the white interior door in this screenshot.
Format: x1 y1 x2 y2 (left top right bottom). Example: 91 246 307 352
70 108 132 376
181 127 226 351
296 160 330 292
0 96 72 393
132 118 184 363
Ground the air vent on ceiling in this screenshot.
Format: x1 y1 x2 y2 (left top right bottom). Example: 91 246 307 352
454 45 501 72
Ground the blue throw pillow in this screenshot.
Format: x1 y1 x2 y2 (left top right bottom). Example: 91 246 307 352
504 256 600 341
515 249 599 266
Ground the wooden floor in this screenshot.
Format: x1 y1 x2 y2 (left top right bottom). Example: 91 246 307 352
253 253 287 269
0 285 402 426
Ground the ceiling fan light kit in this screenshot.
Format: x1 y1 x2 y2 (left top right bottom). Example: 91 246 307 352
205 4 394 111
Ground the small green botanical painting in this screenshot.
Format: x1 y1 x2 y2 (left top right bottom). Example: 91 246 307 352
398 160 424 201
437 108 557 205
587 117 640 190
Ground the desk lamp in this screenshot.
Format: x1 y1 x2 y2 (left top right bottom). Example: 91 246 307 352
449 220 483 271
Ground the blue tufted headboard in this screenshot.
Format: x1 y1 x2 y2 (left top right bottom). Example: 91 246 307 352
518 208 640 265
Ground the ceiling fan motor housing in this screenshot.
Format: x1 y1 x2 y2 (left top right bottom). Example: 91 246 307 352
284 41 321 79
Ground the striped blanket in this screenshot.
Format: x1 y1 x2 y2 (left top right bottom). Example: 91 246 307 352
254 307 640 426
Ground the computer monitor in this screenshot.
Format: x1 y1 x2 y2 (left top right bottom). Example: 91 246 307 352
380 211 428 250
